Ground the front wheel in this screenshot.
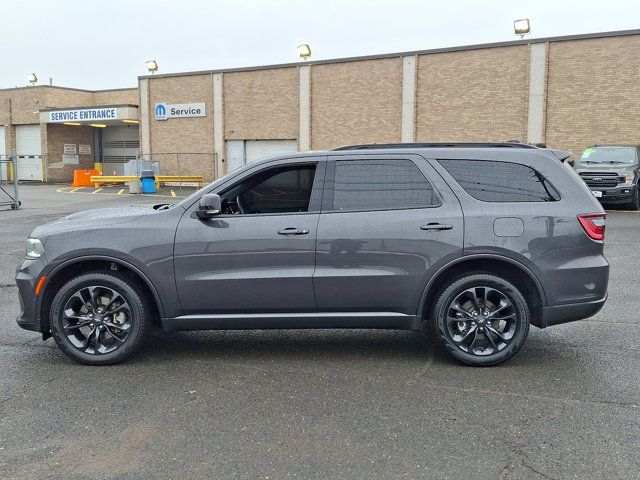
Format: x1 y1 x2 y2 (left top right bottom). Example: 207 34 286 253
626 187 640 210
431 274 530 366
50 272 152 365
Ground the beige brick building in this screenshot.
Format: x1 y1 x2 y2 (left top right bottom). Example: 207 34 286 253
1 29 639 183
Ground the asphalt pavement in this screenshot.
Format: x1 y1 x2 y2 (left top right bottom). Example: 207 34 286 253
1 184 639 480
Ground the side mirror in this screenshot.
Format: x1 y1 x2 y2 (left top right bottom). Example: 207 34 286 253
196 193 222 219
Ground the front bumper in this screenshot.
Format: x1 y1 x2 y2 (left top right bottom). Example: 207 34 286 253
588 185 636 204
15 258 46 333
539 293 607 328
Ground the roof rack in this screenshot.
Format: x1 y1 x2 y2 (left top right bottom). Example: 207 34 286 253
332 142 539 151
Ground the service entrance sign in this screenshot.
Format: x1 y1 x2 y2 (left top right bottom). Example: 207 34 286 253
155 103 206 120
48 108 118 123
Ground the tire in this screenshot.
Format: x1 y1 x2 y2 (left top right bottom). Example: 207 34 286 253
626 187 640 210
50 271 152 365
430 273 530 367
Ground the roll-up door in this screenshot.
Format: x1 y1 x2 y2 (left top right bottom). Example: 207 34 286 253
245 140 297 164
16 125 43 181
102 126 140 175
0 126 6 180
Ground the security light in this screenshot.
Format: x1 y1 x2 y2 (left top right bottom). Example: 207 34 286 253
145 60 159 74
26 73 38 86
514 18 531 38
296 44 311 61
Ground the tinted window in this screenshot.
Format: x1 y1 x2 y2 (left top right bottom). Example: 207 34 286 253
438 159 560 202
223 165 316 214
332 159 438 211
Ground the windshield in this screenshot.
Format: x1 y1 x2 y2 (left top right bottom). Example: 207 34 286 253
579 147 638 165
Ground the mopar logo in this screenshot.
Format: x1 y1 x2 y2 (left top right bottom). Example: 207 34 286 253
155 103 167 120
592 177 603 181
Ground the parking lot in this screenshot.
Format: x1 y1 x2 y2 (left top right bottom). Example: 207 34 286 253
1 184 639 479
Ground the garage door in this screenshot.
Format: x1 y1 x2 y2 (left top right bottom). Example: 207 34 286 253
16 125 43 181
102 126 140 175
245 140 298 164
0 126 6 180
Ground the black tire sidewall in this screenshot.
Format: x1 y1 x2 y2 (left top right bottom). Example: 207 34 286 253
432 274 530 366
50 272 150 365
629 187 640 210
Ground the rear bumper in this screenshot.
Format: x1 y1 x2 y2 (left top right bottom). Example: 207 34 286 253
539 293 607 328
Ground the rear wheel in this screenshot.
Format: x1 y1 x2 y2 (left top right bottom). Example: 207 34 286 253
50 272 152 365
431 273 530 366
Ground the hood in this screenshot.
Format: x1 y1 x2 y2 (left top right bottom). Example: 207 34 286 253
30 204 168 239
574 163 638 175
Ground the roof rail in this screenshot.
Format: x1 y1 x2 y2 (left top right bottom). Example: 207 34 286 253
332 142 539 151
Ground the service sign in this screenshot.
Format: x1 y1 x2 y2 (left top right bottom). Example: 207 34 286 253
48 108 118 123
155 103 206 120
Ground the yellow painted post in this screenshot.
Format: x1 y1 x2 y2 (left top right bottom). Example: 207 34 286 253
94 162 103 175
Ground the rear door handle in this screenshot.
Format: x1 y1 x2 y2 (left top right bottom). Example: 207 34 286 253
420 223 454 231
278 227 310 235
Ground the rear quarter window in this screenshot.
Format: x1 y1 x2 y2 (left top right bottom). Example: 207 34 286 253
438 159 560 202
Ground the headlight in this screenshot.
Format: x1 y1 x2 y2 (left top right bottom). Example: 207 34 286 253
622 174 635 186
26 238 44 259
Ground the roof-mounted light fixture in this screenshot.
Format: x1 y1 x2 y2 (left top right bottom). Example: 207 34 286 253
514 18 531 38
145 60 158 74
296 44 311 61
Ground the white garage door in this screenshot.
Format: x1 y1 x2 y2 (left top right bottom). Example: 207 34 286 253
0 126 6 180
245 140 298 164
16 125 43 181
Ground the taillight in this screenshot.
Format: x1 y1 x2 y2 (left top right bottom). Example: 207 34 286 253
578 213 606 241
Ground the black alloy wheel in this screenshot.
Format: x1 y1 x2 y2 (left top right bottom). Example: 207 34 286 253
61 285 132 355
445 286 517 356
431 273 530 366
50 272 152 365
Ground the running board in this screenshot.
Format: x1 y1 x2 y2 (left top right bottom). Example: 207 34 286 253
161 312 422 332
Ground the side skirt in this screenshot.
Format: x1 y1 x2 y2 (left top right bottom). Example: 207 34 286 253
161 312 422 332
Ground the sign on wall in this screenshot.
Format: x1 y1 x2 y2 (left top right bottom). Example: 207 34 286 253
63 144 76 155
63 154 79 164
48 108 118 123
155 103 206 120
79 144 92 155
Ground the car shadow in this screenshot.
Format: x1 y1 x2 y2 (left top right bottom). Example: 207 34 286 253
135 328 449 364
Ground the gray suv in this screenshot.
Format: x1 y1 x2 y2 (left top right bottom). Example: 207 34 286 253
16 143 609 366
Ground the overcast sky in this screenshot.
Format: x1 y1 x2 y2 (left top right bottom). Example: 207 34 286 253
2 0 638 90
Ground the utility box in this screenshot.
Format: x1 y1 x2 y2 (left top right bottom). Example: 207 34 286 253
128 179 140 194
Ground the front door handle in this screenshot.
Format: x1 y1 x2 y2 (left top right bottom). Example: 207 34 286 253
420 223 453 231
278 227 310 235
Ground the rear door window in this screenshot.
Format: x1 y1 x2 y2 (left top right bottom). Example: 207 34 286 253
331 159 439 211
438 159 560 202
